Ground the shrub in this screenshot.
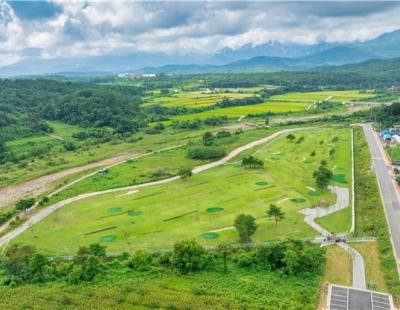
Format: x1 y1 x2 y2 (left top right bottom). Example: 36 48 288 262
172 240 206 274
187 146 225 160
127 251 153 271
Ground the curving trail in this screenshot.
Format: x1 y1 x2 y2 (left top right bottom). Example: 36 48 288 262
0 127 304 248
299 186 366 290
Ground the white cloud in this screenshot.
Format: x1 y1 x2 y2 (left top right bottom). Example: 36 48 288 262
0 0 400 66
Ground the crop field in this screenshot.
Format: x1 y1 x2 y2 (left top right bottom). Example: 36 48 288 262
167 90 374 122
270 90 374 102
14 126 352 255
171 101 311 121
143 91 255 108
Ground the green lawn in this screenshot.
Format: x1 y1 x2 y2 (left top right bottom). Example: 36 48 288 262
315 207 352 234
14 126 351 255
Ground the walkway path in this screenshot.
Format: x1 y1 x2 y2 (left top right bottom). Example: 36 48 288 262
0 127 301 247
299 186 366 290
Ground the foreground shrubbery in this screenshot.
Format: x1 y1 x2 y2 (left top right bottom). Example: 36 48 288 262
0 239 325 287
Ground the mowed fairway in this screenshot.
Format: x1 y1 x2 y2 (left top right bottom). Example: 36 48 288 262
15 127 352 255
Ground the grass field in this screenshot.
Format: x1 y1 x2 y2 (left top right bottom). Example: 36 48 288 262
323 245 352 286
315 207 352 234
352 242 387 292
0 123 227 188
14 126 351 255
48 127 281 202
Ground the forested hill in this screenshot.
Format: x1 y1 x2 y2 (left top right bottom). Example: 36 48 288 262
316 57 400 74
0 79 144 140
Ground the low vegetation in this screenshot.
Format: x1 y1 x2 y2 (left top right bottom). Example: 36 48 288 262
354 126 400 299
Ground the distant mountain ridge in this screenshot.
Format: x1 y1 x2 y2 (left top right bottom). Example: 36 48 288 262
137 45 377 74
2 29 400 76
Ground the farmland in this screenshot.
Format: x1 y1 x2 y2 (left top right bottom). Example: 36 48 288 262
14 126 352 255
165 90 375 122
143 90 255 108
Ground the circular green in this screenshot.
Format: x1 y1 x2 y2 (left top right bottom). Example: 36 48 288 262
107 207 122 213
206 207 224 213
308 191 321 197
256 181 269 186
290 198 306 203
332 174 348 184
200 232 219 240
128 210 142 217
99 235 117 242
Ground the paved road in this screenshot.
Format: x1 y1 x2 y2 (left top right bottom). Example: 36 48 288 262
362 123 400 271
0 127 303 248
299 186 366 289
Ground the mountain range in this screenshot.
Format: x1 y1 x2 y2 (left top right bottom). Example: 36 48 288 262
2 29 400 76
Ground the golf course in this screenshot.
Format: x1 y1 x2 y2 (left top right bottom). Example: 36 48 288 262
14 126 352 254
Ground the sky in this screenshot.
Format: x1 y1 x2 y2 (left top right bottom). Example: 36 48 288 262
0 1 400 67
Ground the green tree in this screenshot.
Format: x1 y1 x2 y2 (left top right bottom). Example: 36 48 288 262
178 167 193 181
286 133 296 142
241 155 264 168
202 132 214 146
266 204 285 228
234 214 257 243
15 198 35 211
265 117 269 125
172 240 206 274
329 148 336 157
0 138 7 163
313 161 333 190
217 244 230 273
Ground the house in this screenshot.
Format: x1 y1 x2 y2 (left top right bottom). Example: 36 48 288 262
388 85 398 92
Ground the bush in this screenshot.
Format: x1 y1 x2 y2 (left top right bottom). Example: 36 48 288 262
127 250 153 271
172 240 206 274
187 146 225 160
15 198 35 211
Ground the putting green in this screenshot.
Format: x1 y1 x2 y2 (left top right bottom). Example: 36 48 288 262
290 198 306 203
308 191 321 197
107 207 122 213
200 232 219 240
206 207 224 213
99 235 117 242
128 210 142 217
332 174 348 184
256 181 269 186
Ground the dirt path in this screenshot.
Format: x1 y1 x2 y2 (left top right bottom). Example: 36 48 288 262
0 152 140 208
0 127 302 247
